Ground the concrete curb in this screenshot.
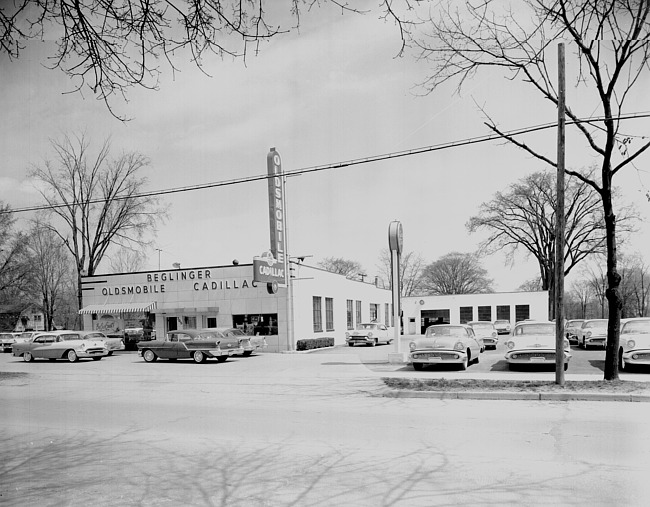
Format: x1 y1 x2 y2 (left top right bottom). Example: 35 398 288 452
383 389 650 402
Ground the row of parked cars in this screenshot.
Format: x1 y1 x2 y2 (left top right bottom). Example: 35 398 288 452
407 317 650 372
1 327 268 364
565 317 650 371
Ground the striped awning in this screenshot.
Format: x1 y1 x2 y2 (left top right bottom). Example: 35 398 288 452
78 302 157 315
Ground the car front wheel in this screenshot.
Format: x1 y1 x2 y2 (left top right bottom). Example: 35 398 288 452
23 352 34 362
193 351 206 363
66 350 78 362
143 349 157 362
459 355 469 370
413 362 423 371
216 356 228 363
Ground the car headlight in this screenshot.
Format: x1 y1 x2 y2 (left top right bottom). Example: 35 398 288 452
627 339 636 349
492 332 497 337
80 342 86 350
409 342 416 351
586 331 592 338
345 332 350 339
564 339 570 349
507 341 515 350
454 341 464 351
367 332 374 338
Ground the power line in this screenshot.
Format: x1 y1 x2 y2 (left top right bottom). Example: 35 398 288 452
4 111 650 215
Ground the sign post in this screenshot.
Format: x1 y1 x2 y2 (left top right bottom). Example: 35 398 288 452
388 221 405 363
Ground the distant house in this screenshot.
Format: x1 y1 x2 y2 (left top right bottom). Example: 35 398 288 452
0 304 47 332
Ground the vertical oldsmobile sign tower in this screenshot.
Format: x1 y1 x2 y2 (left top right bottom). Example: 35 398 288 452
266 148 293 350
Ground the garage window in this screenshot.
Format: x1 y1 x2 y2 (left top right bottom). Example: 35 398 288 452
325 298 334 332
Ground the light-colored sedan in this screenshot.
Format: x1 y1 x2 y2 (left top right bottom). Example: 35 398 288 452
493 320 511 335
79 330 125 355
138 328 243 363
1 332 18 352
564 319 585 344
575 319 607 349
204 327 267 357
505 321 571 370
12 330 109 362
467 321 498 350
346 323 392 347
409 324 481 371
618 318 650 371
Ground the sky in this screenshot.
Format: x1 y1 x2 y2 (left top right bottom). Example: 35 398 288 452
1 2 649 292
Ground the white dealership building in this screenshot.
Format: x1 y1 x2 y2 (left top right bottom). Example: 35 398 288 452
79 262 548 352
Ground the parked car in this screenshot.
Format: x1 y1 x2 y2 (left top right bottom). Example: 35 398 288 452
618 318 650 371
346 323 392 347
205 327 267 357
504 321 571 370
12 330 109 362
493 320 511 335
1 332 18 352
564 319 585 344
79 330 125 355
138 328 244 363
409 324 481 371
575 319 608 349
467 321 498 350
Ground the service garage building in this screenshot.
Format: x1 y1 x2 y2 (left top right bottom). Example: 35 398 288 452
80 262 395 352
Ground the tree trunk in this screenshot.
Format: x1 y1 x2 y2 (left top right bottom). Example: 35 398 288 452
603 192 622 381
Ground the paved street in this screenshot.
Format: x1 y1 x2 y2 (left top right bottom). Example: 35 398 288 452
1 349 648 506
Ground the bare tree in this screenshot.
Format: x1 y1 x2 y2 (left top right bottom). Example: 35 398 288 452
468 170 633 319
317 257 365 279
0 1 387 118
567 279 592 319
420 252 493 295
0 203 31 302
26 221 75 331
30 132 167 316
518 278 543 292
377 248 425 297
404 0 650 380
108 247 148 274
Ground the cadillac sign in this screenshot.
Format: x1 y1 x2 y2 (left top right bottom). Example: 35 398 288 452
253 251 285 284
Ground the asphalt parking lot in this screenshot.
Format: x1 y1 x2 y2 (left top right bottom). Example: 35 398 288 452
313 336 650 378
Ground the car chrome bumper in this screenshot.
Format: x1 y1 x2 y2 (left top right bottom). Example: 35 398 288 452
505 350 571 364
76 349 109 358
410 350 468 364
622 350 650 366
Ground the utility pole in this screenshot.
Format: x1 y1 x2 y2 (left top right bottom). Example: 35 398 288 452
555 42 566 386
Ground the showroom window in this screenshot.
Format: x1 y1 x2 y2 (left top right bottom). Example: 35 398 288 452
385 303 390 326
313 296 323 332
347 300 354 330
356 300 362 325
370 303 379 322
325 298 334 332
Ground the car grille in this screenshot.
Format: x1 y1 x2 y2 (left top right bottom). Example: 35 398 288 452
631 352 650 360
412 351 458 360
587 337 605 343
87 348 105 355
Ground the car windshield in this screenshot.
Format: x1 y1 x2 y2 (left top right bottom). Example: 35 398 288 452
584 321 607 330
495 320 509 325
60 334 81 341
471 324 493 331
514 324 555 335
357 324 378 330
426 326 466 337
622 321 650 334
